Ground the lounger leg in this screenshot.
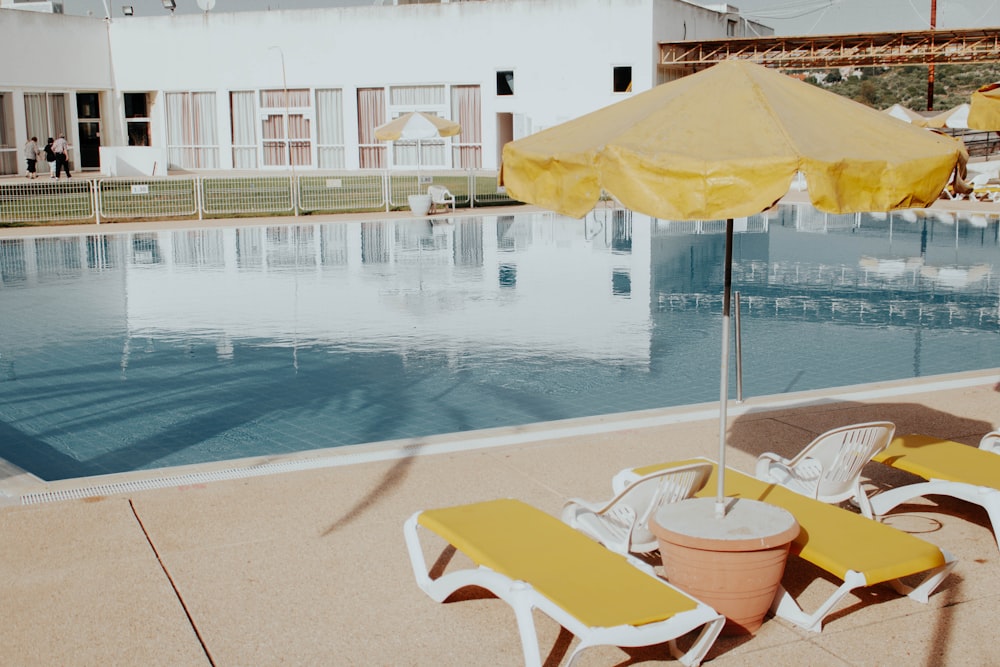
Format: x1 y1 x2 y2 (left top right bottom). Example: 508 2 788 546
770 570 867 633
405 513 546 667
887 549 957 603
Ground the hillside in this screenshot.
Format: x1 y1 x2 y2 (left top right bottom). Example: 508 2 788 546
798 63 1000 112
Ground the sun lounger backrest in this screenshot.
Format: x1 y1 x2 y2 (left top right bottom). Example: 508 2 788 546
631 459 949 586
417 498 698 628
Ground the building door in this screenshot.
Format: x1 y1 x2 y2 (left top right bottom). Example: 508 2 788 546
76 92 101 170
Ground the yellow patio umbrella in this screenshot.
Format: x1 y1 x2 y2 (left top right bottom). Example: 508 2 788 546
968 82 1000 130
373 111 461 142
499 59 964 517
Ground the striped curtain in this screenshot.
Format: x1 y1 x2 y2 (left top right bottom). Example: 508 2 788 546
357 88 385 169
230 91 258 169
316 89 345 169
451 85 482 168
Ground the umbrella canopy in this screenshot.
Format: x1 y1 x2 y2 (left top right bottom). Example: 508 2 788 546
923 103 969 130
374 111 461 141
968 82 1000 131
498 59 964 517
500 60 962 221
883 103 930 126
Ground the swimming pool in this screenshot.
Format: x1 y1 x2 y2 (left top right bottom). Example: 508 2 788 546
0 204 997 481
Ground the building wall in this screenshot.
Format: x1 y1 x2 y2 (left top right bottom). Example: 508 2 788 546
0 0 769 176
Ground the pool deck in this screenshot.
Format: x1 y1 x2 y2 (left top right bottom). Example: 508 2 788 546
1 368 999 666
2 196 1000 665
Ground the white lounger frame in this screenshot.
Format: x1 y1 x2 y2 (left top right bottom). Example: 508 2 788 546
404 511 725 667
768 556 956 633
871 480 1000 551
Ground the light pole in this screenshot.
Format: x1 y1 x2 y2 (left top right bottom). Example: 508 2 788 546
268 46 297 214
927 0 937 110
267 46 291 168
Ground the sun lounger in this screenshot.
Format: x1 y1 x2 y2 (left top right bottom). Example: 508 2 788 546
614 459 956 633
404 498 725 666
871 433 1000 550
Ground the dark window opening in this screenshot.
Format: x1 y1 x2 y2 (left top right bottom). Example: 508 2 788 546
497 71 514 96
613 66 632 93
124 93 148 118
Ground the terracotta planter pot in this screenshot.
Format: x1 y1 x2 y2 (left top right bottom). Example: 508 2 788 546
650 497 799 636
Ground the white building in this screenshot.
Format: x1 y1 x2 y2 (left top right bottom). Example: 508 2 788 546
0 0 770 177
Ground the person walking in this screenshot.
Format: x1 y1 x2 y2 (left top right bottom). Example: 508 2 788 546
23 136 40 179
52 132 71 179
43 137 57 178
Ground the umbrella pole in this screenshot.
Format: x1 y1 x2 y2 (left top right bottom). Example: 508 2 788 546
716 218 734 518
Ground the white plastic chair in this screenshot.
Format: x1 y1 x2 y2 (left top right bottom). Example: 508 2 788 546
561 462 712 554
979 430 1000 454
426 184 456 213
755 421 895 519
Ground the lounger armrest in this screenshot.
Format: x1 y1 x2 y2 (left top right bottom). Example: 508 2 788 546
754 452 790 480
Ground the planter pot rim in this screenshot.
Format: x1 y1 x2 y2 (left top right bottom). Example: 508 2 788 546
650 497 799 552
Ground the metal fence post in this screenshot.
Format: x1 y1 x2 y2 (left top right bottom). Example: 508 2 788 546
93 179 101 225
196 176 203 220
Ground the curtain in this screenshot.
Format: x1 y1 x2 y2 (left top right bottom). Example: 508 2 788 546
262 114 286 166
451 85 482 168
166 92 219 169
24 94 48 140
49 94 67 139
230 91 257 169
390 85 445 106
357 88 385 169
316 88 344 169
0 93 14 175
165 93 191 168
192 92 219 168
289 115 310 166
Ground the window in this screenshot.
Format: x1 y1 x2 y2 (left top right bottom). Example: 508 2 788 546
260 89 312 167
497 70 514 96
0 92 14 175
451 85 482 168
388 85 448 169
124 92 151 146
316 88 345 169
613 66 632 93
165 92 219 168
727 19 738 36
25 92 69 145
357 88 386 169
230 91 257 168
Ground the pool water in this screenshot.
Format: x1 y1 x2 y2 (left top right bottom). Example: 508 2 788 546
0 205 997 480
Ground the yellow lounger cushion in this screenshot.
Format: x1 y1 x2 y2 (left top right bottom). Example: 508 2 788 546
875 434 1000 487
631 460 948 586
417 498 698 629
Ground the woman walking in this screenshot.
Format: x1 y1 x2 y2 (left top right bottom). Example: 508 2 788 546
23 136 40 179
43 138 57 178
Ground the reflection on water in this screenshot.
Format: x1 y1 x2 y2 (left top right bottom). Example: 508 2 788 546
0 204 997 480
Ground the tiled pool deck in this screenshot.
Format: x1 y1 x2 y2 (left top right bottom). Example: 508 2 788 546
1 196 999 665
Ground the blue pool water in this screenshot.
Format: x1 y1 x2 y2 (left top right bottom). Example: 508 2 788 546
0 205 997 481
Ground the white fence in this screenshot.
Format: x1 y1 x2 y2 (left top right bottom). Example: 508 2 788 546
0 169 516 226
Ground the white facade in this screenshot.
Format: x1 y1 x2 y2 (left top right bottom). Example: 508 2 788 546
0 0 771 176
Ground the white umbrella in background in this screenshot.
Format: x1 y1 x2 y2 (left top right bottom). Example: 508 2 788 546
374 111 461 181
